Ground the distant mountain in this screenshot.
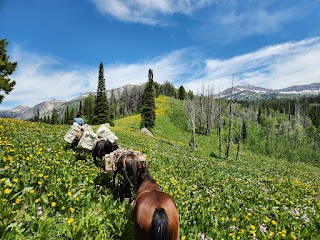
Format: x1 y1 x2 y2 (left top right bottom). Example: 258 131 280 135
221 85 272 99
1 83 320 120
0 105 30 118
278 83 320 94
221 83 320 100
0 84 142 120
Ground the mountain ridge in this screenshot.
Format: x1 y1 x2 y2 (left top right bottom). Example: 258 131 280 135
1 82 319 120
220 82 320 99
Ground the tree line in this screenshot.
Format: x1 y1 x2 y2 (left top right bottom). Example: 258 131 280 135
184 85 320 165
30 63 187 128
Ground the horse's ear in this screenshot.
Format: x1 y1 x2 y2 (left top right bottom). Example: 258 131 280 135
146 162 150 169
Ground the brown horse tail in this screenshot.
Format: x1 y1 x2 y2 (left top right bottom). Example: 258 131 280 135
151 208 169 240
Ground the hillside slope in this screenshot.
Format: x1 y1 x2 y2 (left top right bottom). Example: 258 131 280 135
0 96 319 239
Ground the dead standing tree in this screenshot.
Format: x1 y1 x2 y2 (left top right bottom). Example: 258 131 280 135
196 84 215 135
218 91 222 159
186 96 197 151
225 76 234 159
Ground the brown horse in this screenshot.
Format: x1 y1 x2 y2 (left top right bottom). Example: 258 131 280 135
113 150 143 201
92 140 118 166
133 169 180 240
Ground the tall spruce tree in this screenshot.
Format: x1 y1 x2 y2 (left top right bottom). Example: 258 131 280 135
93 62 112 125
0 39 17 104
140 69 156 129
178 85 186 100
84 94 95 123
51 109 58 125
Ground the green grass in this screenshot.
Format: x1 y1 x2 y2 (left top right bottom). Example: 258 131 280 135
1 96 320 239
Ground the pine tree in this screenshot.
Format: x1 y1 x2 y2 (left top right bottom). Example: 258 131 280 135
93 62 112 125
140 69 156 129
64 106 69 124
84 94 95 123
70 108 76 124
241 118 247 141
79 101 83 115
0 39 17 104
51 109 58 125
178 86 186 100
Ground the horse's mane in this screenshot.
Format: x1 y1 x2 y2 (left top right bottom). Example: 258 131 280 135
143 167 157 184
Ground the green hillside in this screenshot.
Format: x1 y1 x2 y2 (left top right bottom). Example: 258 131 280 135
1 96 319 239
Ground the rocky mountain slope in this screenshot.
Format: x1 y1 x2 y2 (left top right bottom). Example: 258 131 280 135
0 85 139 120
220 83 320 99
1 83 319 120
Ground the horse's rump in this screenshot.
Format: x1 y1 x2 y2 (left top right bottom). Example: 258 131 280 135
133 189 179 240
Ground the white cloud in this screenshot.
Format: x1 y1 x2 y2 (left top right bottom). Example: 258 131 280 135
1 37 320 110
90 0 214 25
106 49 190 87
0 47 190 110
191 1 318 42
183 37 320 93
0 46 97 110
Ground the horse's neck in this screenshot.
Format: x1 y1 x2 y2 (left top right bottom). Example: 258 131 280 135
138 179 160 193
134 179 161 207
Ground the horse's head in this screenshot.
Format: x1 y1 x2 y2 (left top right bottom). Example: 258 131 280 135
111 140 119 152
137 163 152 188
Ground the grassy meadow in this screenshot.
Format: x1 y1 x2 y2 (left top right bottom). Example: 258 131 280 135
1 96 320 239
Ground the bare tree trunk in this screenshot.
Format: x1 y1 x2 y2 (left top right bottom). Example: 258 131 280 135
187 98 196 151
218 92 222 159
236 120 242 161
225 75 234 159
205 85 215 135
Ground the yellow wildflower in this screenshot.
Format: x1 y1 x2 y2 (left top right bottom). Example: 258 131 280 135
67 218 74 224
250 231 256 236
51 202 57 207
70 207 75 213
4 188 11 194
250 225 256 231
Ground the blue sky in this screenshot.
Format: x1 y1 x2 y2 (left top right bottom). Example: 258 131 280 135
1 0 320 110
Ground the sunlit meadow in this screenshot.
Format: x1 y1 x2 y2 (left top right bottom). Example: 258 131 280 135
1 96 320 239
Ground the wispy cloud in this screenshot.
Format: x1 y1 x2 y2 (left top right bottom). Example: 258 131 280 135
2 37 320 110
1 45 96 109
0 46 191 109
90 0 214 25
106 49 191 87
191 1 319 42
184 37 320 93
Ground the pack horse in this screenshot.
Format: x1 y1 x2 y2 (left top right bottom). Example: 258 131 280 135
110 149 146 201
